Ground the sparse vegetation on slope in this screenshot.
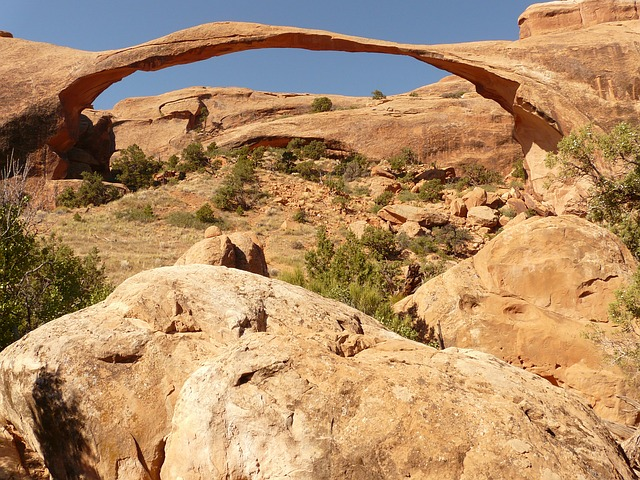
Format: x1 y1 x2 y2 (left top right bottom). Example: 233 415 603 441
1 161 112 349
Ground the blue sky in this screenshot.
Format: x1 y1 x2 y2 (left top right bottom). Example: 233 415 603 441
4 1 537 109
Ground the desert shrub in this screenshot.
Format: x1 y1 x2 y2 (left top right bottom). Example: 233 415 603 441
432 224 472 256
372 89 386 100
586 269 640 377
213 154 262 212
324 175 348 195
311 97 333 113
293 208 307 223
388 148 419 174
195 203 216 224
441 91 466 99
456 164 502 188
165 211 209 230
512 157 527 180
110 144 162 191
274 150 297 174
56 171 122 208
546 122 640 259
396 233 439 256
294 160 321 181
115 203 156 223
301 141 327 161
360 226 399 260
334 153 369 181
374 190 394 206
178 142 221 175
1 167 112 349
418 179 444 203
300 228 416 340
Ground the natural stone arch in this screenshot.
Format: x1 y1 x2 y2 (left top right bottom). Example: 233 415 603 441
3 18 640 209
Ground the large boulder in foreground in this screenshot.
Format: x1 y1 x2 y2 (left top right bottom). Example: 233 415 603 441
0 265 635 479
396 215 638 426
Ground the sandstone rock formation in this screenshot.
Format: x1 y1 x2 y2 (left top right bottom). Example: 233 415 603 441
103 76 520 174
175 231 269 277
519 0 640 38
0 265 635 478
4 14 640 211
396 215 638 425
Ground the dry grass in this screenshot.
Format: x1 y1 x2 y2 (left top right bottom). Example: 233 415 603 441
36 169 355 287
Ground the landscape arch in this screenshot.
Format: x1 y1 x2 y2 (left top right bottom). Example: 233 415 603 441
3 19 640 206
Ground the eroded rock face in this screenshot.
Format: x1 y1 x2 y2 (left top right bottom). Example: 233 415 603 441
0 265 635 478
105 77 520 174
4 17 640 212
519 0 640 38
396 215 638 425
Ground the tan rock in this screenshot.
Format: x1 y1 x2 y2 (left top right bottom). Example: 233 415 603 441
348 220 369 239
463 186 487 209
175 235 236 268
370 164 395 179
6 16 640 213
204 225 222 238
0 265 634 479
397 220 425 238
368 176 401 199
396 215 638 425
519 0 639 39
377 204 449 227
176 231 268 277
466 205 499 228
228 232 269 277
450 197 468 217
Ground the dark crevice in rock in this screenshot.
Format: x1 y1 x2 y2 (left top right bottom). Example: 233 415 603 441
97 353 142 364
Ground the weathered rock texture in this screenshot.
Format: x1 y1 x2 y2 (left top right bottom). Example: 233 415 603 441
3 16 640 210
396 215 638 426
176 231 269 277
519 0 640 38
0 265 635 478
103 76 520 174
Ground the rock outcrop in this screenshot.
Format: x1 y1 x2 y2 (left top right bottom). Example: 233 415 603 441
104 77 520 174
519 0 640 38
4 16 640 211
0 265 635 478
176 231 269 277
396 215 638 425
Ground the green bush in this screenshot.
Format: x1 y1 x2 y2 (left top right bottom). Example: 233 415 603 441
388 148 419 174
334 153 369 181
0 196 111 349
374 190 394 206
213 154 262 212
294 161 321 181
178 142 221 174
293 208 307 223
372 90 386 100
546 122 640 259
165 211 208 230
418 179 444 203
110 144 163 192
360 226 399 260
457 164 502 188
311 97 333 113
300 228 417 340
115 203 156 223
195 203 216 224
56 171 123 208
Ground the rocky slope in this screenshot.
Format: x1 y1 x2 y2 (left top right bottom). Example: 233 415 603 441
3 7 640 211
0 265 635 479
100 76 521 174
396 215 638 426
